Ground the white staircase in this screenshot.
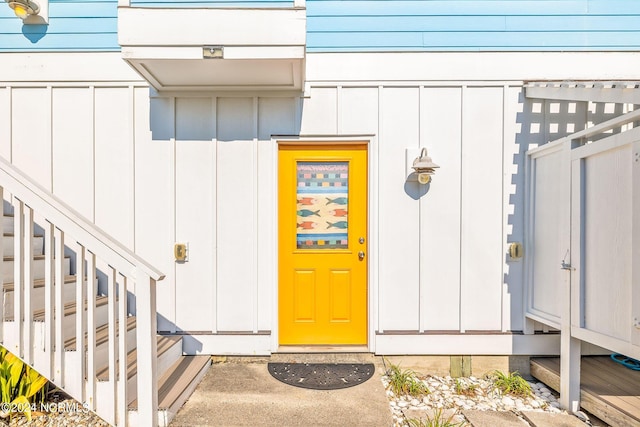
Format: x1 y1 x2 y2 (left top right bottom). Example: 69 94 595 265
0 158 210 426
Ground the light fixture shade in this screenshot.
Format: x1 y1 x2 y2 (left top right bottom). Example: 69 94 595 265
412 148 439 174
7 0 40 19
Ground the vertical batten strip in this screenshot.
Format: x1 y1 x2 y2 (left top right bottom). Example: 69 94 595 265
53 227 64 384
47 86 53 192
13 198 24 357
459 86 466 334
136 271 158 427
107 266 117 424
23 205 33 364
501 85 509 333
418 86 426 333
75 244 86 401
169 97 177 333
8 87 13 163
86 252 97 411
376 85 383 334
117 274 128 427
336 86 342 133
43 221 54 378
211 96 218 334
252 97 259 333
91 86 96 223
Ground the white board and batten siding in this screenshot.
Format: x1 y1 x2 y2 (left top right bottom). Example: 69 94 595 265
4 51 640 355
299 80 556 355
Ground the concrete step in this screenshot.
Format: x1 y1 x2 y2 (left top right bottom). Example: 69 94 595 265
462 410 528 426
2 233 44 257
270 351 376 364
2 255 71 282
521 411 587 427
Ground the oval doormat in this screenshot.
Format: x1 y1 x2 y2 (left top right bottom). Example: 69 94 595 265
267 363 375 390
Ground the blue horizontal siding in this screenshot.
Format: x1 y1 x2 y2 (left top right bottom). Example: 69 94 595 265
308 15 640 33
307 0 640 52
0 1 117 51
2 0 640 53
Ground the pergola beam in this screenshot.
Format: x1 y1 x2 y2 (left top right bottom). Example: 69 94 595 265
525 81 640 104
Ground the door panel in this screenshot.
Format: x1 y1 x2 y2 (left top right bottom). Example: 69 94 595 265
278 144 367 345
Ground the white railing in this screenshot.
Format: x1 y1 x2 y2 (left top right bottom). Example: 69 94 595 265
0 156 164 426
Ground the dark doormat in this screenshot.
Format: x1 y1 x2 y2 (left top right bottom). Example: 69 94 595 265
267 363 375 390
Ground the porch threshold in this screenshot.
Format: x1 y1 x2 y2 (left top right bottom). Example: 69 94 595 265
276 345 370 353
273 346 375 364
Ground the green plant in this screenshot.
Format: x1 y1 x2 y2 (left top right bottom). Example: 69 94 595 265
407 408 467 427
385 361 430 397
454 378 477 396
489 370 532 397
0 346 49 421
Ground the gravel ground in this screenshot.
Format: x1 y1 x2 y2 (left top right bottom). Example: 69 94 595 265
0 393 108 427
382 372 592 427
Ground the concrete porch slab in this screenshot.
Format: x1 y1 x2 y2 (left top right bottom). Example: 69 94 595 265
169 360 393 426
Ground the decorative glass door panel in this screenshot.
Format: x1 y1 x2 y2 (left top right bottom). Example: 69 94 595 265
296 162 349 250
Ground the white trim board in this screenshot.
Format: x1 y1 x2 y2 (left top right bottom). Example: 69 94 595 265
375 334 561 356
306 52 640 83
0 53 143 83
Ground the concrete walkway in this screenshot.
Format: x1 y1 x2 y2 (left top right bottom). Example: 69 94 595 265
169 360 394 427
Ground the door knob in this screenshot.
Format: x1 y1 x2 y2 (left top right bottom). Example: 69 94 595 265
358 251 365 260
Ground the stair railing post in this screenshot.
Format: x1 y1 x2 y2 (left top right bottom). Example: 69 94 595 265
86 252 97 411
117 273 128 426
43 221 54 379
53 227 65 385
75 245 86 403
23 205 34 365
135 270 158 427
12 198 24 358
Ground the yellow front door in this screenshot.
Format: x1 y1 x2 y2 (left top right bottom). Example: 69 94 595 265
278 144 368 345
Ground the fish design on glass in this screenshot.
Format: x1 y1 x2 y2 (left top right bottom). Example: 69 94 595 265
297 221 318 230
326 221 348 229
297 209 320 217
329 209 348 217
297 197 316 205
325 197 348 205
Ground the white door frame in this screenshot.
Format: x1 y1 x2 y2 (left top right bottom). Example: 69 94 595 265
271 135 378 352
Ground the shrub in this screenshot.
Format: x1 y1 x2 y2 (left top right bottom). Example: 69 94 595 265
385 361 430 397
0 345 49 421
489 370 532 397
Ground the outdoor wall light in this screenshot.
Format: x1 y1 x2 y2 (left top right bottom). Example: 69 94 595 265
412 148 439 185
7 0 40 19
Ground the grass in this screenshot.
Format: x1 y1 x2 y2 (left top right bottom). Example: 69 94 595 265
385 361 430 397
488 370 532 397
407 408 467 427
453 378 478 397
